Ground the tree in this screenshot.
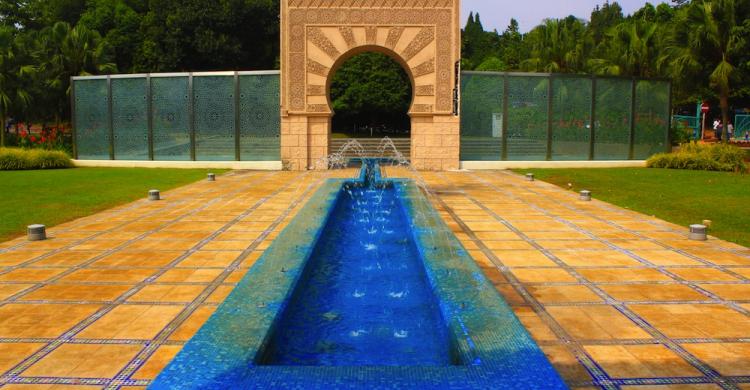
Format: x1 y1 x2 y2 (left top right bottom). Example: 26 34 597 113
78 0 142 72
590 1 624 44
0 27 34 146
522 16 590 73
589 19 660 77
660 0 750 139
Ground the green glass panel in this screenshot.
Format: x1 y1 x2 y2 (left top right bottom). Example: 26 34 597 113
507 76 548 161
112 77 148 160
239 74 281 161
594 78 632 160
633 80 669 159
194 76 235 161
152 77 190 161
459 72 503 161
551 77 592 160
74 79 110 160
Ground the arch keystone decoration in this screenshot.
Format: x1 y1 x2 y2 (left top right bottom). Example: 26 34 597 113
280 0 462 171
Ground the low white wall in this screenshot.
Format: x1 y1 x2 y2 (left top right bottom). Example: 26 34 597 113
460 160 647 170
73 160 283 170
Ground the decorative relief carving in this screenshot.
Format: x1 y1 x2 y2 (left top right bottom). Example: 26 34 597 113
307 85 325 96
306 59 329 77
338 26 356 48
412 59 435 78
307 104 329 113
412 104 433 113
308 27 340 59
385 27 404 49
288 0 454 8
415 85 434 96
401 27 434 61
365 26 377 45
290 53 306 110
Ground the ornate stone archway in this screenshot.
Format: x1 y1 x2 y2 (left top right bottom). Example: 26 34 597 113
280 0 461 171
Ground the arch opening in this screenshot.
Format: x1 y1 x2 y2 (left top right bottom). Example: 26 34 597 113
327 50 413 140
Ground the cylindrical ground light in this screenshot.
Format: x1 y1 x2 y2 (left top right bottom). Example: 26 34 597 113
27 224 46 241
689 224 708 241
579 190 592 201
148 189 160 201
208 173 216 182
526 173 534 182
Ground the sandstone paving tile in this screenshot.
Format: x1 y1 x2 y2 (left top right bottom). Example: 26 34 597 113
95 231 145 240
584 344 702 378
0 268 68 283
168 305 217 341
482 240 536 250
537 240 611 251
0 304 102 338
156 268 223 284
527 285 604 304
546 305 651 340
90 251 184 268
131 344 183 380
523 231 590 240
0 284 34 300
684 250 750 266
127 285 206 303
0 251 49 267
629 304 750 339
491 250 558 267
146 231 212 241
510 268 578 283
577 268 674 283
599 284 709 302
32 251 103 267
20 284 132 302
697 284 750 301
77 304 184 340
59 269 157 284
540 345 593 384
177 251 242 268
15 239 77 251
200 240 254 251
205 285 235 304
494 285 527 306
122 239 199 251
731 268 750 279
69 239 132 251
21 344 141 378
681 343 750 376
225 269 249 283
620 385 721 390
608 240 666 251
2 384 104 389
214 231 263 241
630 250 705 266
512 307 559 342
553 251 643 267
667 268 740 282
0 343 45 373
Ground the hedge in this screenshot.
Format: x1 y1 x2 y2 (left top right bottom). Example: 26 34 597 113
0 148 73 170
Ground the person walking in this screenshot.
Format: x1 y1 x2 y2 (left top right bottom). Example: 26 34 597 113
716 120 723 141
727 122 734 141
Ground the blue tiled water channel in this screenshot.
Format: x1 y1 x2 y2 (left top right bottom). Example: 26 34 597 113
151 161 567 389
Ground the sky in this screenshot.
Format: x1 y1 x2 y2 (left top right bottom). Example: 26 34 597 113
461 0 670 33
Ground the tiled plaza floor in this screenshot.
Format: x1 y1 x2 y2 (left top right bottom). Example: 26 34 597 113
0 169 749 389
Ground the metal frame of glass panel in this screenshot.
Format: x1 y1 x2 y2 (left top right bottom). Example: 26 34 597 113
459 71 671 162
71 71 281 162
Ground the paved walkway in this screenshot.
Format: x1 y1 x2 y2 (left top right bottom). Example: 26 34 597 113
0 169 749 389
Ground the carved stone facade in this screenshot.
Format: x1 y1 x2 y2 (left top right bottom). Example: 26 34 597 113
280 0 461 170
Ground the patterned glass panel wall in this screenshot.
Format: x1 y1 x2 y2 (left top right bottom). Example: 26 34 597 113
634 80 669 159
459 73 504 161
151 77 191 160
112 77 148 160
594 78 632 160
507 76 549 161
239 74 280 161
194 76 236 161
74 79 110 159
551 77 592 160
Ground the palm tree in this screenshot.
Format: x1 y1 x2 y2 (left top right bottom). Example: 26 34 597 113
521 17 591 73
659 0 745 140
0 27 34 147
37 22 116 127
588 19 660 77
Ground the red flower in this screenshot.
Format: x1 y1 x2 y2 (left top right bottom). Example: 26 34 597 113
20 130 27 138
40 137 47 143
30 136 36 143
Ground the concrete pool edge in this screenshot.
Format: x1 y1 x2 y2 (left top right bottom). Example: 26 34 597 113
150 175 567 389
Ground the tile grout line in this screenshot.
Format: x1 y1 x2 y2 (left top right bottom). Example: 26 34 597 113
463 171 740 389
0 171 289 383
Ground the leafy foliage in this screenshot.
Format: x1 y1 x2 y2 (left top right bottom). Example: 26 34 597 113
0 147 72 170
647 142 748 172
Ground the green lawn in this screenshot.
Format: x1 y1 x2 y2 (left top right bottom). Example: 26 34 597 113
0 168 225 241
518 168 750 248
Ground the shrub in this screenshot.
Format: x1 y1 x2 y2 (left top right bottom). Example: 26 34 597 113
0 148 73 170
647 142 747 172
